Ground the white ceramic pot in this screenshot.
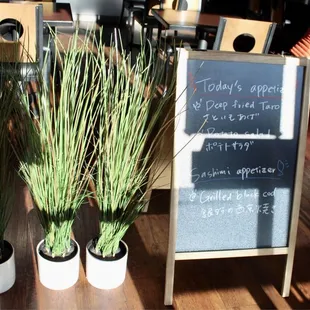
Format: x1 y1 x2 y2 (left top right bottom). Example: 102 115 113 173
0 240 16 294
86 240 128 289
36 239 80 290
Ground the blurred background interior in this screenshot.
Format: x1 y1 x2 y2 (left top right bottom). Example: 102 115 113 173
58 0 310 55
0 0 309 55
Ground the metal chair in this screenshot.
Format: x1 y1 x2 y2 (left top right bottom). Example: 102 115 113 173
57 0 124 23
126 0 180 46
0 3 44 115
177 0 202 11
213 17 277 53
0 3 43 67
160 0 203 94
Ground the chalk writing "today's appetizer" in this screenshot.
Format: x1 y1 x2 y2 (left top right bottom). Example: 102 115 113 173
195 78 283 97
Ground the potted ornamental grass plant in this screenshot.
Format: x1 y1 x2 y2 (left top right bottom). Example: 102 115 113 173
86 35 177 289
16 29 102 290
0 62 23 293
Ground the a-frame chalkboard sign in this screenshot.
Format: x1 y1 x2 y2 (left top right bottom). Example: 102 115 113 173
165 49 310 305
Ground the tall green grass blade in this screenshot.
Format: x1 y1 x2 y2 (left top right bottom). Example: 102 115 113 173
16 28 101 257
93 32 178 257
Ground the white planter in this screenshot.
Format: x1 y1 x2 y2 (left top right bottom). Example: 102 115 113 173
36 239 80 290
86 240 128 289
0 240 15 294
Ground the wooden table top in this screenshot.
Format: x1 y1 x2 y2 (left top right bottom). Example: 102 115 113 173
41 3 73 27
151 9 239 30
9 1 73 27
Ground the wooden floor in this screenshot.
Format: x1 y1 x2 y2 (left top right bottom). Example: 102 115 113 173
2 120 310 308
0 140 310 310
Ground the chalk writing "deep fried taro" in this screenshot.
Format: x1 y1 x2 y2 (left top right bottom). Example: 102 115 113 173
193 99 280 113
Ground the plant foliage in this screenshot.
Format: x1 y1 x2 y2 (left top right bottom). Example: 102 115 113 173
17 29 101 257
93 33 177 257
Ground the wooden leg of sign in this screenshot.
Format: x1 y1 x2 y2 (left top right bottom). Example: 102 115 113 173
281 252 294 297
164 185 177 306
164 245 176 306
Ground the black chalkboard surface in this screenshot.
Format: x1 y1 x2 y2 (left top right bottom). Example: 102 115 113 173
174 57 305 253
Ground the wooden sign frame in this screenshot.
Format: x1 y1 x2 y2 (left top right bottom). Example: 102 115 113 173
164 49 310 305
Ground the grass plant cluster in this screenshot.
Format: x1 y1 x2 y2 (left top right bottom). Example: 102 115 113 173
93 35 176 257
5 27 177 259
17 30 102 257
